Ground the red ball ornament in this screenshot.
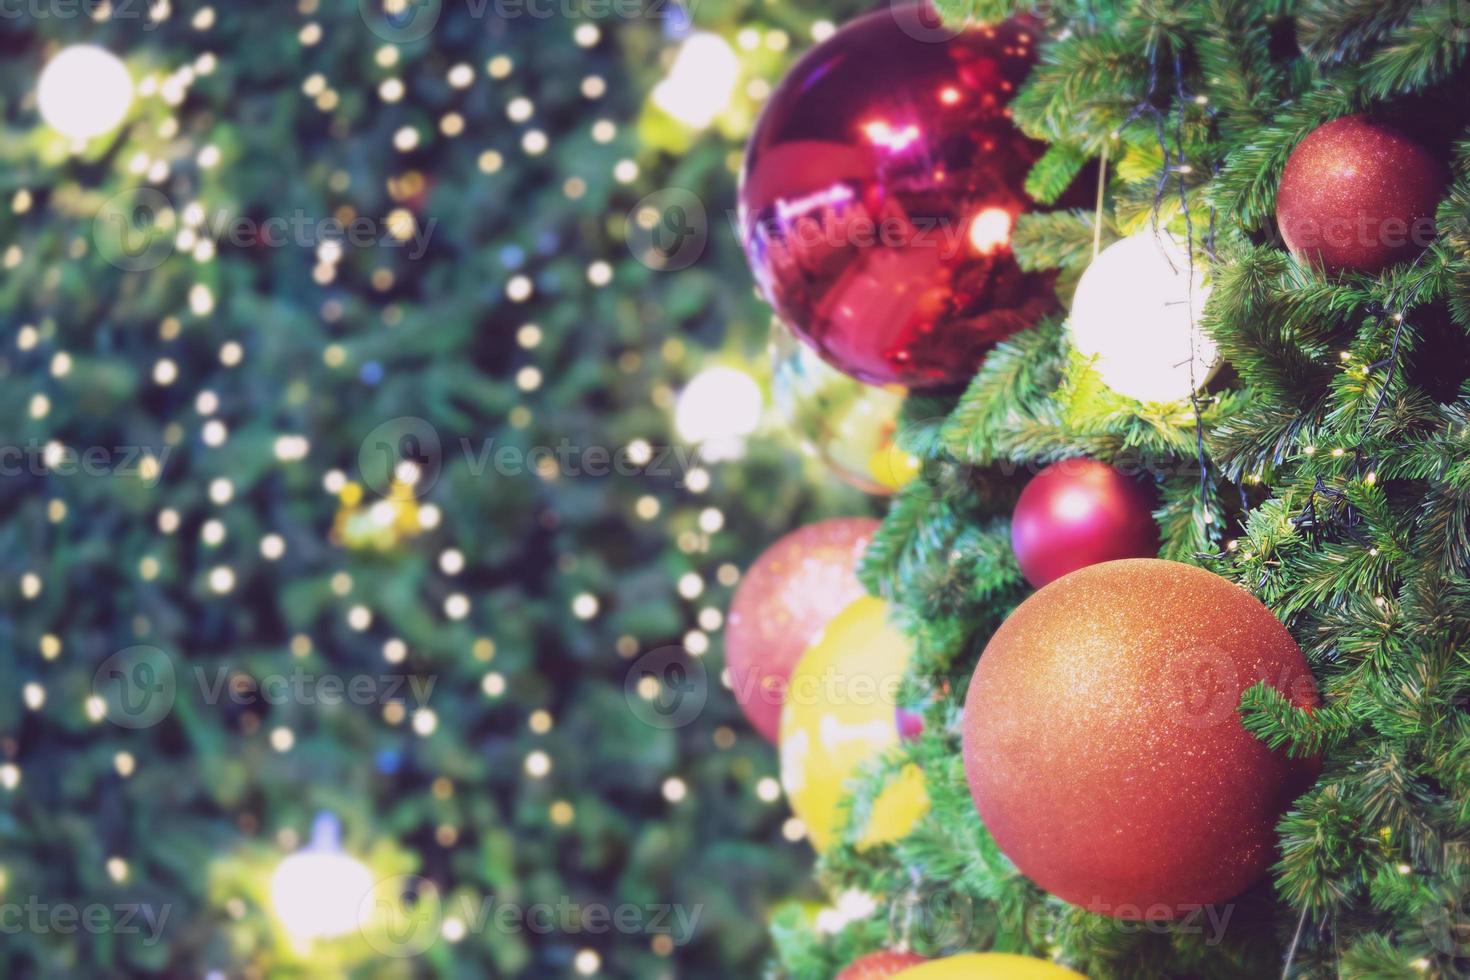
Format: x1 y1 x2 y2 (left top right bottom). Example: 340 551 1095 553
726 517 879 742
1276 114 1449 275
963 559 1321 918
1010 458 1159 588
837 951 929 980
739 7 1058 389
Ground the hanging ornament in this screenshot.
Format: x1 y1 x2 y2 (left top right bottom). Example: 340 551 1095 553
771 322 921 495
962 559 1321 918
37 45 133 141
739 8 1058 389
780 596 930 852
896 678 951 744
838 950 929 979
1010 458 1159 588
1276 115 1449 275
270 813 374 942
1068 231 1219 403
892 953 1085 979
726 517 879 742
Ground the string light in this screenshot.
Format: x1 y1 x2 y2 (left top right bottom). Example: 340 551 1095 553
652 32 739 129
673 366 763 460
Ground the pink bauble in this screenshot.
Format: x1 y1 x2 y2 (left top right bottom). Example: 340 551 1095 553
726 517 879 741
1011 458 1159 588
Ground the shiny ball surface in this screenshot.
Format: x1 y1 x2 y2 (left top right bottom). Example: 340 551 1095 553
963 559 1321 918
892 953 1086 979
780 596 929 852
740 8 1056 388
726 518 878 742
1010 458 1160 588
1276 114 1448 275
771 321 920 496
837 951 929 979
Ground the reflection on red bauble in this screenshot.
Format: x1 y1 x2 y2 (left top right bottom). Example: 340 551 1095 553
726 517 878 742
1010 458 1159 588
1276 115 1448 275
739 6 1058 389
837 950 929 979
963 560 1321 918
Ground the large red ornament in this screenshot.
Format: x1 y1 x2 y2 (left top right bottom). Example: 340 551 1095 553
1010 458 1160 588
1276 114 1448 275
726 517 878 742
837 951 929 979
963 559 1321 918
739 7 1058 389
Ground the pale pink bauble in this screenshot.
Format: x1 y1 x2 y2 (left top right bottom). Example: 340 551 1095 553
725 517 879 742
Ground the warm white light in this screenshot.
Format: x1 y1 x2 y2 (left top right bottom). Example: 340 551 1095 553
270 814 373 942
1068 231 1219 404
38 45 134 140
674 366 762 461
968 206 1014 256
651 32 739 129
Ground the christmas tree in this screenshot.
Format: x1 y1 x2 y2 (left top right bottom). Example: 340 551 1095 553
754 1 1470 978
0 1 874 976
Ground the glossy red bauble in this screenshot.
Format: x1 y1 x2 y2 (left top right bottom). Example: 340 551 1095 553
1010 458 1159 588
725 517 878 742
963 560 1322 918
1276 115 1448 275
739 7 1058 389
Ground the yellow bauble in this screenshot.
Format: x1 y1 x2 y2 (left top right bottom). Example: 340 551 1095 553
771 322 918 496
779 596 929 852
893 953 1086 979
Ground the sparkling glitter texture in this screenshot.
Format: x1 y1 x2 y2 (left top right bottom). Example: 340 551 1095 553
726 517 878 742
836 950 928 979
962 559 1321 918
1010 457 1160 588
739 9 1059 388
1276 114 1448 275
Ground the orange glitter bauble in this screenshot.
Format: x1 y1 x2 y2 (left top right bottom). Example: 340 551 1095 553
962 559 1321 918
837 951 928 979
726 517 878 742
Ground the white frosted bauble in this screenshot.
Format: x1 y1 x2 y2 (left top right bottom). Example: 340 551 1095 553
38 45 134 140
1068 231 1219 404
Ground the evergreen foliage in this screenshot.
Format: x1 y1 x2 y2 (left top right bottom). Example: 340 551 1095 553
780 2 1470 977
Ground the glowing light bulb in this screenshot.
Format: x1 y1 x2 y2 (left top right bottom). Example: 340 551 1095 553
968 206 1014 256
269 813 373 942
38 45 134 140
651 32 739 129
674 366 763 461
1068 231 1219 404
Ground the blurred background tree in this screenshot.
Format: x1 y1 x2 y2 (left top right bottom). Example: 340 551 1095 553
0 0 865 975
